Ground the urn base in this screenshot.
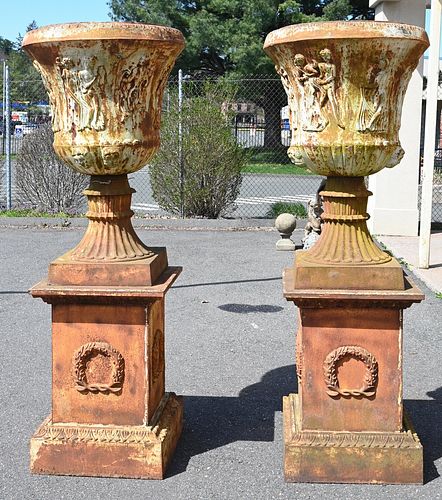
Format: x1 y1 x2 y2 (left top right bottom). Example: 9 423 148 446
293 250 405 290
283 394 422 484
30 393 183 479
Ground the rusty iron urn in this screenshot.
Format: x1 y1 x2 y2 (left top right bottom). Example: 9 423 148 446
23 22 185 175
24 23 186 479
23 23 185 284
265 21 428 484
264 21 429 290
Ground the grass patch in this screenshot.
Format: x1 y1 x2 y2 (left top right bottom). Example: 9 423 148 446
436 292 442 299
242 162 313 175
0 208 74 218
267 201 307 219
249 149 291 164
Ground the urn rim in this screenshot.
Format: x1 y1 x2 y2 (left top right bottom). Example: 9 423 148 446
264 20 429 51
22 21 185 48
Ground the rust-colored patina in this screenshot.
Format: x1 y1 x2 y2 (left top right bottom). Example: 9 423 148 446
264 21 428 284
24 23 184 479
265 21 428 484
23 22 185 280
23 22 184 176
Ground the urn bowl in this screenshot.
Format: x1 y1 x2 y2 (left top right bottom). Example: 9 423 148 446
264 21 428 177
23 22 185 175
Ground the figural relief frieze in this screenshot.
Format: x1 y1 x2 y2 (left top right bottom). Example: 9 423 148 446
357 61 388 133
31 42 177 175
278 49 394 135
277 48 344 133
55 56 107 133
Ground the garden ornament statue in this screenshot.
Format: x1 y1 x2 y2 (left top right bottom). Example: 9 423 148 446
264 21 428 484
23 22 185 479
302 178 325 250
275 212 297 251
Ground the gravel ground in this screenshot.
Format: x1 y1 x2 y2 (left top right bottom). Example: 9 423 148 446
0 224 441 500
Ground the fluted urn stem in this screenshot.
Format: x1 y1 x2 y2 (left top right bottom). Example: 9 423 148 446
70 175 153 262
303 177 390 266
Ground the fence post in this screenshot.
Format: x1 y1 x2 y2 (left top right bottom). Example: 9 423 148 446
5 64 12 210
178 69 184 218
2 60 6 155
419 0 441 269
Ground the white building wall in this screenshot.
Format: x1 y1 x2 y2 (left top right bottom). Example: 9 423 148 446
368 0 427 236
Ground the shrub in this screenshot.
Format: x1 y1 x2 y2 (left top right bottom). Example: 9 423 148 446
267 201 308 219
15 124 87 213
149 84 250 218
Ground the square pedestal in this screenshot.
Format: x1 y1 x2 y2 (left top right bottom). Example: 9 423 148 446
29 267 182 479
284 394 422 484
283 268 425 484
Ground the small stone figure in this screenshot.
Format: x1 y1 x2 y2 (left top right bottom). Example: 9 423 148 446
302 178 326 250
275 213 297 251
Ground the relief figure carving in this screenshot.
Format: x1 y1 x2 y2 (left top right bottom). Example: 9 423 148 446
77 57 106 131
300 58 327 132
56 56 106 132
276 65 297 131
316 48 344 129
357 60 388 132
280 49 344 132
119 55 150 122
57 57 80 131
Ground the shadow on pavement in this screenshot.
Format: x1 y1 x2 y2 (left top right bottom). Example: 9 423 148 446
173 276 282 289
167 364 297 478
406 387 442 484
218 303 284 313
168 372 442 484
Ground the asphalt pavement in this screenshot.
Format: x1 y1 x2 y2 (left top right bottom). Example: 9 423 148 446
0 222 441 500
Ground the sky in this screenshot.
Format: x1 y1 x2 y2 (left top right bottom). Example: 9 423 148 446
0 0 110 43
0 1 439 54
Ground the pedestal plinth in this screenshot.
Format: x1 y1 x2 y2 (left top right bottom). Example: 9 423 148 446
29 267 183 479
283 269 424 484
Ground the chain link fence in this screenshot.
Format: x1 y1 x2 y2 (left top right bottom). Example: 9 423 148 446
1 73 442 223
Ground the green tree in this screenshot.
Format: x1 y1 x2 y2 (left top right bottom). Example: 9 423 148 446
0 21 47 108
109 1 373 149
150 84 249 218
108 1 373 75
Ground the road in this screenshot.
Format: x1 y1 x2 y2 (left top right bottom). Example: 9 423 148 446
130 170 322 217
1 225 441 499
3 157 442 221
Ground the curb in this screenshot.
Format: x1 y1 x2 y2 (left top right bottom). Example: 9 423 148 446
0 216 308 232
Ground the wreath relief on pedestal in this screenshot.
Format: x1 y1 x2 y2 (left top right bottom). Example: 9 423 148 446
323 345 378 398
73 341 125 394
